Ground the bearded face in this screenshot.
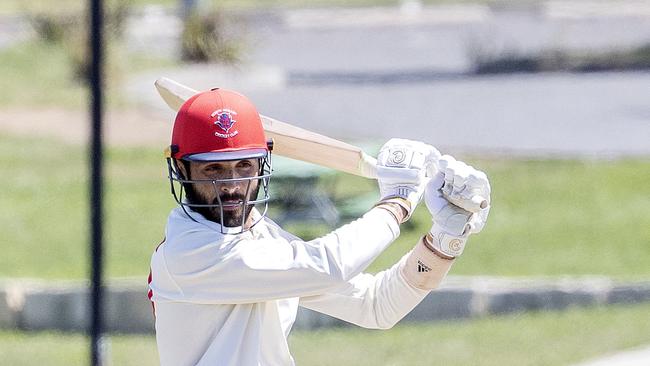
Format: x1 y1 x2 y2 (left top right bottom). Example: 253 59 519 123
179 159 262 228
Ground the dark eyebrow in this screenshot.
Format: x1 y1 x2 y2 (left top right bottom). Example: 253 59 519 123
202 162 224 169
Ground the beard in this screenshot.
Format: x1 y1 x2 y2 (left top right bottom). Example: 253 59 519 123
184 182 261 227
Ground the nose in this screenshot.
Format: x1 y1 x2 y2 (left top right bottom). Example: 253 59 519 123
216 167 248 196
219 180 241 195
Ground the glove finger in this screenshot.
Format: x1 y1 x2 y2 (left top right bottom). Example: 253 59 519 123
464 168 490 203
411 150 428 170
465 168 487 188
408 141 436 170
424 144 442 163
446 159 470 201
428 167 445 191
452 161 470 194
425 160 438 179
468 205 490 234
375 165 422 184
437 155 455 170
441 156 456 196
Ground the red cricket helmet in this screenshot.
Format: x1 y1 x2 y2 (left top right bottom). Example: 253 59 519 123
165 88 273 232
169 88 269 161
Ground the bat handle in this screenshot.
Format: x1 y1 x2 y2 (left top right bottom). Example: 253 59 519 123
361 154 487 213
360 153 378 179
445 195 488 213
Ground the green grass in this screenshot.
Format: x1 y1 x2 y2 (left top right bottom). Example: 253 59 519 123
291 303 650 366
0 134 649 279
0 135 174 279
0 42 85 107
1 303 650 365
0 331 159 366
0 40 175 108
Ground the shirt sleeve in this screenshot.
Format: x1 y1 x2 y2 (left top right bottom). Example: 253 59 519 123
298 245 454 330
149 209 400 304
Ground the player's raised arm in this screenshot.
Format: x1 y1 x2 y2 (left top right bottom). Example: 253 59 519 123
300 155 492 329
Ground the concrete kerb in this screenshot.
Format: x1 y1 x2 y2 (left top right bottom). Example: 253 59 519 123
607 283 650 305
465 276 615 316
0 276 649 333
0 279 154 334
0 288 17 328
21 286 89 331
105 283 155 333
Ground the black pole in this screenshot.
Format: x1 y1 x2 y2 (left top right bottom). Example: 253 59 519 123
89 0 105 365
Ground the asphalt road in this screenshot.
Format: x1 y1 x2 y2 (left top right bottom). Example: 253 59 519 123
127 3 650 158
247 71 650 158
250 4 650 74
137 65 650 158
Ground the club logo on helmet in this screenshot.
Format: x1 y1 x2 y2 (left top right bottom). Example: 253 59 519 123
211 109 239 138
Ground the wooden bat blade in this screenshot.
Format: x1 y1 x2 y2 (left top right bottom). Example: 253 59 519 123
261 115 378 179
153 77 378 179
154 77 197 111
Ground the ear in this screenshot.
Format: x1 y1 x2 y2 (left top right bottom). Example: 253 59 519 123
256 157 266 174
175 159 190 179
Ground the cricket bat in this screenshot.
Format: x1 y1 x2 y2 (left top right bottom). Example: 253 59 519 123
154 77 487 212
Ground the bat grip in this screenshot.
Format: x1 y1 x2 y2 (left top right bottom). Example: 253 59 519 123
445 195 488 213
360 153 378 179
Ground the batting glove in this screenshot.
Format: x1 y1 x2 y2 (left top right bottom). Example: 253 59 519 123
376 138 441 221
424 155 491 258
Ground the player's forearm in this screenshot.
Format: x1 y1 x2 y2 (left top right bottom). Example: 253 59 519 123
353 238 454 329
362 237 455 328
399 235 455 290
309 207 401 281
298 264 429 330
299 236 454 329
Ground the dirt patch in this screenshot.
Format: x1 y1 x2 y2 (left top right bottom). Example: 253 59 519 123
0 108 174 147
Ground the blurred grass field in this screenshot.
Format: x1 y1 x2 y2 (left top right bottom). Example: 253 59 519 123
1 303 650 365
0 41 175 108
1 134 649 279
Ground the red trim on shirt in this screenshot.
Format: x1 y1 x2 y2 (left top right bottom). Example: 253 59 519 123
148 237 166 319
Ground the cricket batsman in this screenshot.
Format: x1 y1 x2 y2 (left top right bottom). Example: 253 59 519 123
148 88 491 365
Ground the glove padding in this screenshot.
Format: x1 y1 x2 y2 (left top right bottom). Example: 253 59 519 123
424 155 491 257
376 138 440 220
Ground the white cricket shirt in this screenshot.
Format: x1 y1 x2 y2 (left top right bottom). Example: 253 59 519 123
149 207 431 366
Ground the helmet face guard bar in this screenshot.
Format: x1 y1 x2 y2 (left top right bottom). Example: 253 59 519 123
166 154 272 234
